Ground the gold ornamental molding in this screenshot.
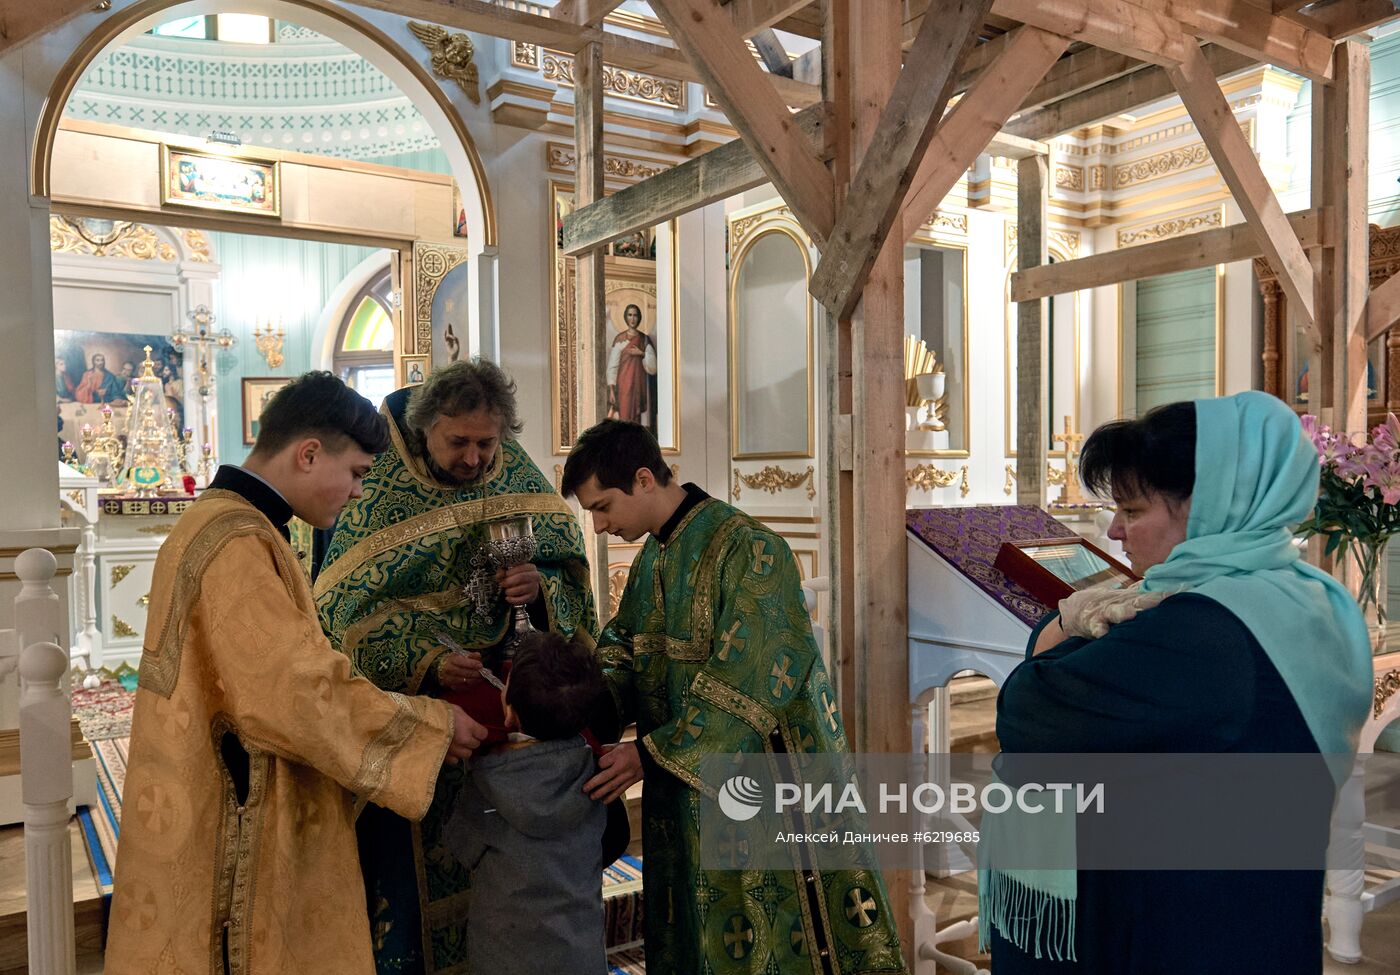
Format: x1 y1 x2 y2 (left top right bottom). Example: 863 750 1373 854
109 563 135 587
408 22 481 104
413 242 469 356
1089 165 1107 191
180 228 213 262
730 207 800 251
906 464 970 498
1005 224 1081 261
1117 208 1223 248
1003 464 1068 495
1377 668 1400 719
50 216 176 262
731 466 817 502
1054 165 1085 192
914 210 968 237
1112 142 1212 190
137 523 177 536
518 43 686 111
66 489 86 508
545 143 669 183
112 615 138 638
608 568 628 616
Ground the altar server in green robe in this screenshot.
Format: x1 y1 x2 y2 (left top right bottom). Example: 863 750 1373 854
564 419 907 975
317 359 596 975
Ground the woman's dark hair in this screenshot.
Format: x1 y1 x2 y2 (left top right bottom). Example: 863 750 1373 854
506 632 606 741
249 371 388 458
560 419 672 497
1078 401 1196 502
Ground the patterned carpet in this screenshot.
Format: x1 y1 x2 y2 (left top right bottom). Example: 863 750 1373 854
70 674 137 742
77 725 647 966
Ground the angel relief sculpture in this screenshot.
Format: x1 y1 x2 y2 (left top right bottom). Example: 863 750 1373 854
408 21 481 105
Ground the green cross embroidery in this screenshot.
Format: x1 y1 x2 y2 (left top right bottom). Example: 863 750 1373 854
751 539 775 574
718 619 746 661
846 887 878 928
670 705 704 746
723 915 755 959
769 654 797 699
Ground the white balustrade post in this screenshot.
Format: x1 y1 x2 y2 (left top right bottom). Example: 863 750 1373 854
15 548 62 662
20 638 76 975
78 525 100 666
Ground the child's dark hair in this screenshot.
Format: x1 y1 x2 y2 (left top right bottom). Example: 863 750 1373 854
249 371 389 458
560 419 671 498
505 631 606 741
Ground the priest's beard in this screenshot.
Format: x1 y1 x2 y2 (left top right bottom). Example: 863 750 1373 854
424 450 485 486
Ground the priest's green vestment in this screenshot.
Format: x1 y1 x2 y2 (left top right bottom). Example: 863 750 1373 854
316 388 596 974
599 491 907 975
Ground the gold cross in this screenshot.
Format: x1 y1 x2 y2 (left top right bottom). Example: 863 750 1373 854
723 915 754 958
770 654 797 698
751 540 775 574
670 705 704 746
718 620 746 661
846 888 877 927
1052 415 1088 505
822 692 839 732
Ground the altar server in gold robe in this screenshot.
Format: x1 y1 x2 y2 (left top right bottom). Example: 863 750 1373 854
105 372 487 975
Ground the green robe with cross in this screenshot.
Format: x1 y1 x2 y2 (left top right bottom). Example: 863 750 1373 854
599 495 906 975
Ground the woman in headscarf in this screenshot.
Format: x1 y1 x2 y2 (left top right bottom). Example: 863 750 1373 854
981 392 1373 973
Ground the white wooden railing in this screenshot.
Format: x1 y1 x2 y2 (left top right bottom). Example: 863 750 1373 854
16 548 76 975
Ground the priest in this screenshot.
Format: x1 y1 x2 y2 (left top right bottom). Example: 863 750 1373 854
316 358 596 975
105 372 486 975
564 419 908 975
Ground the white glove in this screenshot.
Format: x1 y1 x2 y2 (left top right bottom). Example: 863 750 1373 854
1057 583 1168 640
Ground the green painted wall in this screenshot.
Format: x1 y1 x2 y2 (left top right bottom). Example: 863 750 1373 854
208 231 377 464
1133 267 1217 414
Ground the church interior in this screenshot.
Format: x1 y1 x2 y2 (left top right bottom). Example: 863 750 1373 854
5 0 1400 971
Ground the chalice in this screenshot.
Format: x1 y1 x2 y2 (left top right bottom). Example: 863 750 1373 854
486 516 538 656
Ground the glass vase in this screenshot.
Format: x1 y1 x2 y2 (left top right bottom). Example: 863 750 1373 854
1354 542 1389 654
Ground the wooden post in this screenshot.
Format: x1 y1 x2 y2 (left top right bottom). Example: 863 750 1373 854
841 0 912 961
1328 42 1370 441
574 42 610 604
1016 155 1050 507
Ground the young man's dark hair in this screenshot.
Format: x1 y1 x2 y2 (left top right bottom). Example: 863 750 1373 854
249 370 389 458
1078 400 1196 503
560 419 671 498
505 631 606 741
405 358 524 440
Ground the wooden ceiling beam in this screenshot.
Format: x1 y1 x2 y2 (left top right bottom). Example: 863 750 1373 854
1164 0 1336 82
1299 0 1398 39
1168 40 1315 330
560 103 829 255
1013 207 1330 301
350 0 823 106
1005 43 1257 141
649 0 833 243
899 27 1070 242
725 0 820 38
1366 272 1400 342
810 0 996 319
549 0 626 28
990 0 1193 66
0 0 97 56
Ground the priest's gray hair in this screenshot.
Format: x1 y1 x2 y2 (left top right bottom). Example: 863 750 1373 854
405 358 523 439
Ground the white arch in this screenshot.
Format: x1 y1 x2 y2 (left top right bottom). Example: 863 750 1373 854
310 248 395 371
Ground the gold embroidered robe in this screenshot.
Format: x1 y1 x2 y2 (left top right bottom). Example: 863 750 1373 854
104 490 454 975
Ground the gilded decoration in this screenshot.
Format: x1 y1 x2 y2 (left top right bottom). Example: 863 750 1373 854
1117 209 1223 248
731 466 816 501
1377 667 1400 719
112 615 138 638
906 464 970 498
180 228 213 262
1054 165 1085 192
1089 165 1107 191
137 524 177 536
608 568 629 616
66 489 86 508
538 50 685 110
1004 224 1080 260
511 41 539 69
110 563 136 587
1107 125 1253 190
50 216 177 262
917 210 968 236
545 143 668 182
407 22 481 104
413 241 469 357
730 208 793 251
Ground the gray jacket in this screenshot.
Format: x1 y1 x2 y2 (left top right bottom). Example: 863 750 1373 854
445 736 607 974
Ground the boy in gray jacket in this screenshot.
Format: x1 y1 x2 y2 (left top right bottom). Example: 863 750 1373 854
444 631 609 974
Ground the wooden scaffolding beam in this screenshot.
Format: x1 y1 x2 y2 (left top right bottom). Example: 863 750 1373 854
1015 154 1050 508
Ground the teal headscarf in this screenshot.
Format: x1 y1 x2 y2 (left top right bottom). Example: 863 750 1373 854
981 391 1373 961
1141 390 1372 764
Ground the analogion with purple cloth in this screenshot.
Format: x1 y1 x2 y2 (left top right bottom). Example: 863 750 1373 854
906 505 1075 627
